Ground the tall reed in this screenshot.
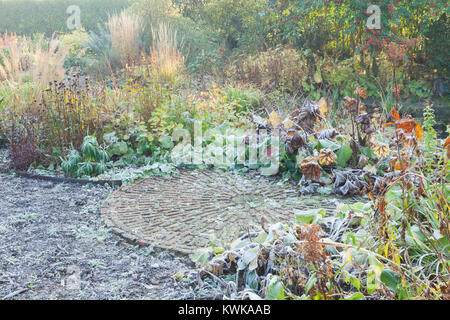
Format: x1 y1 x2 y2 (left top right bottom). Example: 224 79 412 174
0 34 68 104
107 11 142 65
150 23 184 84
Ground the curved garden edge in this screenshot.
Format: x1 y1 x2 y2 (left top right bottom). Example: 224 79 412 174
0 169 123 187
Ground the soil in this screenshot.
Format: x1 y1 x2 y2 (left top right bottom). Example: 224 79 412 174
0 154 220 300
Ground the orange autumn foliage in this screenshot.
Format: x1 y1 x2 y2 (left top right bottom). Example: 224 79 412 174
384 111 423 142
444 137 450 159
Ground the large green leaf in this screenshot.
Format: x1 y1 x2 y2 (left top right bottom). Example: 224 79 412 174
343 292 366 300
337 145 353 167
191 248 212 265
318 139 341 152
242 246 259 271
266 276 285 300
381 269 402 291
294 208 325 225
160 136 174 150
108 141 128 156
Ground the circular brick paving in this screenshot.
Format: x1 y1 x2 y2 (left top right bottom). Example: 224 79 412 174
101 170 341 254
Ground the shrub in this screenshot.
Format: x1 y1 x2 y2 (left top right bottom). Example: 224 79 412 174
200 0 271 51
60 28 94 74
0 34 70 167
61 135 109 178
223 85 262 114
129 0 181 28
1 73 115 169
423 13 449 77
121 66 173 131
5 118 42 170
226 46 308 93
60 28 91 55
84 24 122 79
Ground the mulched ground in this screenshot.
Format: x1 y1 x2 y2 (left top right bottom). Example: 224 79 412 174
0 170 219 300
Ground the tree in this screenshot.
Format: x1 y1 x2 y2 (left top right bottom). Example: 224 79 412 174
267 0 449 56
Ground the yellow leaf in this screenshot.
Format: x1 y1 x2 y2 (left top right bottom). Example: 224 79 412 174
346 249 352 263
318 148 336 166
314 71 323 84
373 142 391 158
268 111 281 128
283 118 295 129
317 97 328 116
394 254 401 265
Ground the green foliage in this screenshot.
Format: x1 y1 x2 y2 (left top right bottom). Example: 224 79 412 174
406 80 433 100
223 86 262 114
227 46 309 93
129 0 181 28
61 135 109 178
0 0 129 36
60 28 99 74
337 145 353 168
423 13 449 77
200 0 272 51
81 24 123 78
266 276 285 300
103 125 167 169
268 0 449 56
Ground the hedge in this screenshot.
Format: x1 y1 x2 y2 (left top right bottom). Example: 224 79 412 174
0 0 130 36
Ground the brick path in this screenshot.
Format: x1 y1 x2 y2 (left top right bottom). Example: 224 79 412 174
101 170 340 254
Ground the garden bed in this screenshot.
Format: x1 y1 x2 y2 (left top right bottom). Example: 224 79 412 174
0 165 219 300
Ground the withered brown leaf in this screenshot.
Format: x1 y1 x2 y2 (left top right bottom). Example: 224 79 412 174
318 149 336 166
318 128 338 140
291 101 322 133
344 97 359 113
300 156 322 181
355 86 368 99
372 142 391 158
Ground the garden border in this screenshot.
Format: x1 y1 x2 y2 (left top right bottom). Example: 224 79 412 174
0 169 123 187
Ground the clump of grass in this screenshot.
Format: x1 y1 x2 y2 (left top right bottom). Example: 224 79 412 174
0 33 25 83
107 11 142 66
0 34 68 103
150 23 184 85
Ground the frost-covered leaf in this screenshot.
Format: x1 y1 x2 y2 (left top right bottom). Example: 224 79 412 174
295 208 325 225
266 276 285 300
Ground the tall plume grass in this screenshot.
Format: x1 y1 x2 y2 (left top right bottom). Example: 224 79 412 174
107 11 141 65
150 23 184 84
0 33 27 84
31 36 68 89
0 34 68 103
